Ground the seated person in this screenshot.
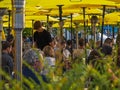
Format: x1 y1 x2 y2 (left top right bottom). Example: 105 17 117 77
101 38 113 56
22 48 44 84
2 41 14 79
73 38 85 59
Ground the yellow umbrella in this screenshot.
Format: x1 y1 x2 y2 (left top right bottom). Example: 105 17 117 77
85 8 103 15
3 15 9 21
108 0 120 3
35 0 117 9
52 23 59 28
0 0 11 9
99 12 120 22
64 0 117 9
0 0 118 12
2 30 6 41
3 21 12 27
66 15 89 22
27 0 118 17
34 8 82 16
10 29 15 36
53 22 75 28
104 21 117 25
25 15 58 22
34 8 103 16
25 21 32 28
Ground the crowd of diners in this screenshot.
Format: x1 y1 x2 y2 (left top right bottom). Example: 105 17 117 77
1 20 120 86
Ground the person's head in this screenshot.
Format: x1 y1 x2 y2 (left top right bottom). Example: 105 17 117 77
61 40 66 49
67 40 72 47
33 21 42 31
96 41 101 49
2 41 12 53
88 49 101 66
118 28 120 34
49 38 57 48
79 38 85 48
104 38 113 47
23 48 43 71
7 34 14 44
23 36 26 40
43 45 55 57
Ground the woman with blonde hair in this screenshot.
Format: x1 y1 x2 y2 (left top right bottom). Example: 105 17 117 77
43 45 55 67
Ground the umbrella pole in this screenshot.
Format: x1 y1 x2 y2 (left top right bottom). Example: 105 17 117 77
91 19 92 40
32 20 34 47
70 13 73 60
107 24 109 37
65 28 67 40
83 7 87 64
0 17 3 81
101 5 106 47
47 15 49 31
86 19 89 42
112 25 115 39
83 7 86 47
76 30 78 49
8 10 11 36
57 5 63 40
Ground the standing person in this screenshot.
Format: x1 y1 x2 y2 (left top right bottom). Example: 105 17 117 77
33 21 52 50
2 41 14 78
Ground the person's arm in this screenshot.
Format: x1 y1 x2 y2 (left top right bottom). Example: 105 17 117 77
7 57 14 74
46 31 52 45
33 32 38 48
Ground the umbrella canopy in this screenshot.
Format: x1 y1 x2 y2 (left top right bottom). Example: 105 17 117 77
85 8 103 15
25 21 32 28
66 15 89 22
64 0 117 9
25 15 58 22
99 12 120 23
104 21 117 25
34 0 117 9
34 9 82 16
0 0 119 13
108 0 120 3
2 30 6 41
34 8 103 16
53 22 75 28
0 0 119 18
3 21 12 27
0 0 11 9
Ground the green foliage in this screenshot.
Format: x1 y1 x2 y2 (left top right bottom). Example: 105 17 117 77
1 48 120 90
22 28 32 37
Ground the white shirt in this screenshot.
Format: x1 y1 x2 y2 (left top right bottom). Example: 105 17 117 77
63 49 71 59
44 57 55 67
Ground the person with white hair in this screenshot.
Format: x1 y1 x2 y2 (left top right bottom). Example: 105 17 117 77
22 48 43 84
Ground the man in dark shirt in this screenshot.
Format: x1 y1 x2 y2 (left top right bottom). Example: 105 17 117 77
2 41 13 78
33 21 52 50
